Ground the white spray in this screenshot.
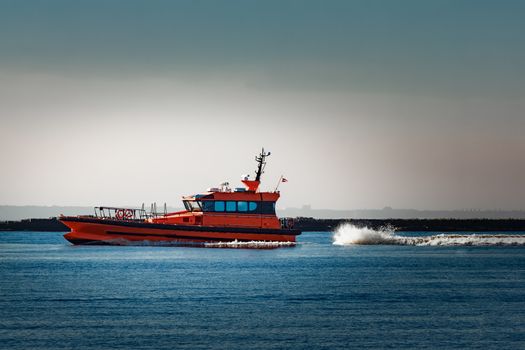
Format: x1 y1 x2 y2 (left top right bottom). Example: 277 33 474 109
333 223 525 246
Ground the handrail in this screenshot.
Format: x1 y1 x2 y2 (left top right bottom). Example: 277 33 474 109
94 206 153 221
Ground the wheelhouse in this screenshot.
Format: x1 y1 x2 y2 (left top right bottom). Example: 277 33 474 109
151 148 285 230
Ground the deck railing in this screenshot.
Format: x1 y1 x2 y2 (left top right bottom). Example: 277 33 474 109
93 203 169 221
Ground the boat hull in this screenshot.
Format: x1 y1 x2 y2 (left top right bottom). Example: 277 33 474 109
60 216 300 245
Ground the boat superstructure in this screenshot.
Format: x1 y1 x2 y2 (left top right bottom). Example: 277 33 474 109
60 149 301 245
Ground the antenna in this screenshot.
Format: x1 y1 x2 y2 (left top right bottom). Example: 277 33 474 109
254 147 271 182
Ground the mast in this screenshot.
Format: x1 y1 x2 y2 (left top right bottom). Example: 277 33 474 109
254 148 271 181
241 148 271 192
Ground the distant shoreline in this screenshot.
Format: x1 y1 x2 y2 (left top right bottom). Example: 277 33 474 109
294 217 525 232
2 217 525 232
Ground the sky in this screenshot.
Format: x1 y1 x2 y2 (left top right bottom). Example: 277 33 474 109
0 0 524 210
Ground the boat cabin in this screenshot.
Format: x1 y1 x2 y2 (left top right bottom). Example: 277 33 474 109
150 149 283 229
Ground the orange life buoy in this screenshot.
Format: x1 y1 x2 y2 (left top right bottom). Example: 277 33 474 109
115 209 125 220
124 209 133 219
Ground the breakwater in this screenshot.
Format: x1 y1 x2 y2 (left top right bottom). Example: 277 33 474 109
2 217 525 232
293 217 525 232
0 218 68 231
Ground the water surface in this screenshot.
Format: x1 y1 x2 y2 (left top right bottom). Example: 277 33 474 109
1 231 524 349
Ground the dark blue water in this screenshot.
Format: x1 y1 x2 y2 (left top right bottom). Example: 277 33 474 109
1 231 525 349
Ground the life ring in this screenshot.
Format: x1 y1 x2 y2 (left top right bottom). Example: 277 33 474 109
115 209 125 220
124 209 134 219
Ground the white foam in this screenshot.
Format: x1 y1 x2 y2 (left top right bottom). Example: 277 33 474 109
98 238 295 248
204 240 296 248
333 223 525 246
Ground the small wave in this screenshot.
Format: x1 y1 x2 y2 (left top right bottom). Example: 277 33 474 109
333 223 525 246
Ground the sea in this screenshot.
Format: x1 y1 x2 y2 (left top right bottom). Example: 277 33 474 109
1 226 525 349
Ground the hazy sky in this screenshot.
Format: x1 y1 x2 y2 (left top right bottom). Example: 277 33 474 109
1 0 524 210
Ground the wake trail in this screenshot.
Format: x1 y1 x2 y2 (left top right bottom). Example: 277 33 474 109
333 223 525 246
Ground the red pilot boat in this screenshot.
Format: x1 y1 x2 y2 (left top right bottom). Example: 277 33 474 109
60 149 301 245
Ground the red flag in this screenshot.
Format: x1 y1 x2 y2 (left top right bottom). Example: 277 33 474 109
282 177 288 182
